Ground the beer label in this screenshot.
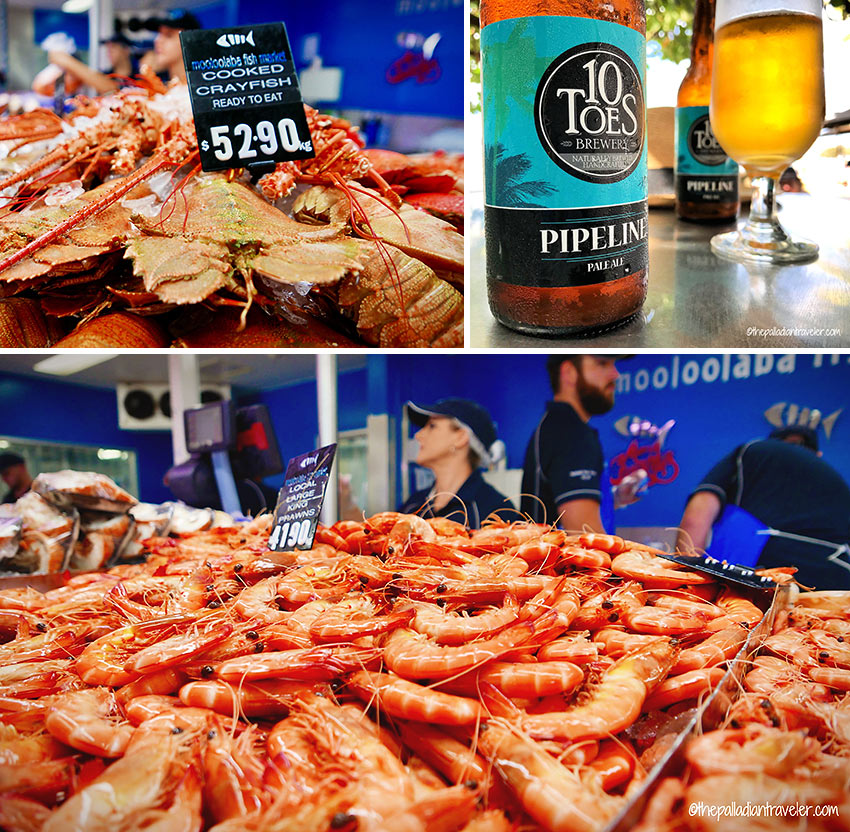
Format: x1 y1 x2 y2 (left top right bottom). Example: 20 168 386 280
674 106 738 203
482 16 647 286
535 43 644 184
485 201 647 286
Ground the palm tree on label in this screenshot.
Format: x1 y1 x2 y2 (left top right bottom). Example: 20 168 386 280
485 143 554 208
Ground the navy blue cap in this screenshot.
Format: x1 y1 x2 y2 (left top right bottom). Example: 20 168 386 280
407 399 498 462
146 10 201 31
546 354 633 372
769 426 819 452
101 33 134 47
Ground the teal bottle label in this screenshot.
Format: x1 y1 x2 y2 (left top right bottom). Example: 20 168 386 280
674 105 738 203
482 16 648 287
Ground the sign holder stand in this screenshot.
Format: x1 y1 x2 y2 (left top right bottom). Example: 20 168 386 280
211 449 241 516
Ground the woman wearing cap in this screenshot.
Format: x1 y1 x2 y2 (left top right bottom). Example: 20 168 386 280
400 398 513 529
151 12 202 84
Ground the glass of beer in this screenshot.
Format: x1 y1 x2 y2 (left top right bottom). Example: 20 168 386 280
709 0 824 262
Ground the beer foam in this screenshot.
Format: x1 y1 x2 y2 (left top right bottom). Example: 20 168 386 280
715 0 821 29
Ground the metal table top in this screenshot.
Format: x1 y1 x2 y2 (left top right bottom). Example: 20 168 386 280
469 194 850 348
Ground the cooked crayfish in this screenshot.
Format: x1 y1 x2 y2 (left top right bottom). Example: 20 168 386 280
0 93 464 347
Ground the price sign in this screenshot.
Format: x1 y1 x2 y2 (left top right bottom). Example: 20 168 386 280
180 22 315 172
269 444 336 552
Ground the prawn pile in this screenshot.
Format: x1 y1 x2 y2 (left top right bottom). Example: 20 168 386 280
0 82 464 348
0 515 777 832
634 591 850 831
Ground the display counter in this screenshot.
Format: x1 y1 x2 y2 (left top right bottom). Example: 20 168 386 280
470 193 850 348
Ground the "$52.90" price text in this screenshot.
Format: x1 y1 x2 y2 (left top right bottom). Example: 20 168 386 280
200 118 313 162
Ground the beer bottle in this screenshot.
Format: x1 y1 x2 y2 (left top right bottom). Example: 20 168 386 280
674 0 739 221
480 0 648 336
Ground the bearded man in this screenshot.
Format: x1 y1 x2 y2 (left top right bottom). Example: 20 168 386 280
520 355 638 532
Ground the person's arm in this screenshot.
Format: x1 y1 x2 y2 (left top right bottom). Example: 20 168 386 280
557 498 605 534
47 51 119 94
677 491 723 552
675 446 740 552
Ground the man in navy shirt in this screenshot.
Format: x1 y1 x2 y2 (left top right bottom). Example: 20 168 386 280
520 355 638 533
677 427 850 588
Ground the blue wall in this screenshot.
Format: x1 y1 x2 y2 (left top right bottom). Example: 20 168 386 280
0 367 369 504
367 353 850 527
0 374 173 503
239 367 368 491
4 354 849 528
223 0 463 117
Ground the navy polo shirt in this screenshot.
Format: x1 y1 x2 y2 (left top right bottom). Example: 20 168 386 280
694 438 850 588
520 401 614 531
399 469 513 529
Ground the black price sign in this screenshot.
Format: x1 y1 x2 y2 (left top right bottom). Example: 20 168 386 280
269 444 336 552
180 22 316 172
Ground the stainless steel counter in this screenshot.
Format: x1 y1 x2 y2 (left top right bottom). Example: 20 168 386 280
469 194 850 347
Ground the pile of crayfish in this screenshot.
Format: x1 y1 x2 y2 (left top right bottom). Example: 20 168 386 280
0 512 796 831
634 592 850 831
0 78 463 348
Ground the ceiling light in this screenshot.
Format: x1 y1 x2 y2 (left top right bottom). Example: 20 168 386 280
33 354 116 376
97 449 125 460
61 0 93 12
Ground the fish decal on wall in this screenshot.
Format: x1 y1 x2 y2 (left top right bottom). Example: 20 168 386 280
613 415 676 448
764 402 842 439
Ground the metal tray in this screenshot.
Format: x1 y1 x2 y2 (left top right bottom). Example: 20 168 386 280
606 582 792 832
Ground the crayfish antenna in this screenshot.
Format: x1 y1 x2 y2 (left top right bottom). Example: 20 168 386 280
0 137 199 276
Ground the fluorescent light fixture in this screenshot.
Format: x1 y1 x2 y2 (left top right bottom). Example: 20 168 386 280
33 354 116 376
61 0 93 12
97 449 125 460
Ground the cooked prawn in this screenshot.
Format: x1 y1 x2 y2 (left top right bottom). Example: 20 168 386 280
383 611 559 681
349 670 484 725
523 639 677 740
309 596 414 643
216 644 382 683
611 550 714 589
684 723 821 778
643 666 726 710
475 719 624 832
410 596 520 645
439 661 585 700
44 687 133 757
669 626 748 675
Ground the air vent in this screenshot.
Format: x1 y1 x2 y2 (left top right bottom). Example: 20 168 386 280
117 383 231 430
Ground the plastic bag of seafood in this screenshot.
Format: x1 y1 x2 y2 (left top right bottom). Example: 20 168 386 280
0 515 23 564
120 502 175 559
0 492 79 573
32 470 137 513
71 510 135 571
168 502 236 535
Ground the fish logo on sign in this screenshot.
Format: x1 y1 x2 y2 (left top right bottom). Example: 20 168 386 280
216 31 255 48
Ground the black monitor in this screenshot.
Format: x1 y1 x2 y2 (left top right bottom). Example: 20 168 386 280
235 404 284 479
184 400 236 454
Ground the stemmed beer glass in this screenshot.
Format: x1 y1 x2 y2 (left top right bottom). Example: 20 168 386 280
710 0 825 262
